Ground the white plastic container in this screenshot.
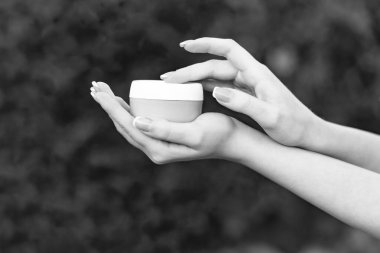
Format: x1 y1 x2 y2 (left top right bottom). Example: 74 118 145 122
129 80 203 122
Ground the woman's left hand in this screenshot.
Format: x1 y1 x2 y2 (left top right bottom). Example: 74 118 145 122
90 81 242 164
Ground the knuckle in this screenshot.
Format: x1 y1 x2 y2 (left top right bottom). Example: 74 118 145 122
260 64 275 80
239 96 254 111
260 64 269 73
205 59 218 76
119 122 129 132
225 38 237 46
149 152 167 165
115 123 123 133
254 84 267 96
114 122 127 133
190 132 204 148
265 108 282 129
147 145 169 165
223 39 238 55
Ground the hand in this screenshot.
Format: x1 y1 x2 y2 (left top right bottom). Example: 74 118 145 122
90 81 240 164
161 37 323 147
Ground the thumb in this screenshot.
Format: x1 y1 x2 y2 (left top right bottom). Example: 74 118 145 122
212 87 277 128
133 117 201 147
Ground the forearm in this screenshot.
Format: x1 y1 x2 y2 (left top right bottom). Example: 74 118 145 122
305 118 380 173
230 123 380 237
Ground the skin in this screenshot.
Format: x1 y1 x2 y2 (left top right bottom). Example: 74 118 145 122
90 37 380 237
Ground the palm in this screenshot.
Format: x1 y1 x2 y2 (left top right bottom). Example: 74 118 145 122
150 112 238 163
194 112 236 145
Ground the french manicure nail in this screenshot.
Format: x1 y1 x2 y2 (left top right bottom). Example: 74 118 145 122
212 87 233 103
133 116 152 132
179 40 192 47
160 73 170 79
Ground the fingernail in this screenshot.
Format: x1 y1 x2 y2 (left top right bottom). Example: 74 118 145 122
212 87 233 103
160 73 169 79
92 81 98 88
179 40 192 47
90 91 96 98
90 87 95 92
133 116 152 132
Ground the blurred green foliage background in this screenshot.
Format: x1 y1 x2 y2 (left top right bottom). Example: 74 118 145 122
1 0 380 252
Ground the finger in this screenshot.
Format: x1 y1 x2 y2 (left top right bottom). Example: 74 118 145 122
115 96 131 112
163 60 237 83
212 87 278 128
111 120 142 149
109 106 196 162
201 79 251 94
92 92 199 163
132 116 202 147
92 91 153 149
202 79 234 92
92 81 115 96
181 37 262 72
91 81 130 112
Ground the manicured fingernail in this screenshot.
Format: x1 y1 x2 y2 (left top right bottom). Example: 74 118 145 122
133 116 152 131
179 40 192 47
212 87 233 103
160 73 169 79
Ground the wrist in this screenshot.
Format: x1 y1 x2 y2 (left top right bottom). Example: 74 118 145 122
299 115 333 152
222 119 275 165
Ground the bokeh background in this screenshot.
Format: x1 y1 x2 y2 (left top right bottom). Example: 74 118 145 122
1 0 380 252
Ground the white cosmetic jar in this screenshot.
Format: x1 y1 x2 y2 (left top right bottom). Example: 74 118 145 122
129 80 203 122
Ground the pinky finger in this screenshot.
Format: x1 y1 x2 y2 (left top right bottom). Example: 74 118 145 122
112 121 143 149
115 96 131 112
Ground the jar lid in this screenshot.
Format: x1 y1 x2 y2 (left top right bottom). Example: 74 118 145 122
130 80 203 101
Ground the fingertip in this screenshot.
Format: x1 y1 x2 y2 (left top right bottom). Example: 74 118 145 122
162 74 179 83
212 87 233 103
160 72 174 80
179 40 193 48
212 87 219 98
132 116 142 128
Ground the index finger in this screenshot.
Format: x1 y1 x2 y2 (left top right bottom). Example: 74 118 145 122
182 37 262 72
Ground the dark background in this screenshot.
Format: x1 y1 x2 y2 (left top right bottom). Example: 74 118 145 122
1 0 380 252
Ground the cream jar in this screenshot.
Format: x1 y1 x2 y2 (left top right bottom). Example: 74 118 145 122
129 80 203 122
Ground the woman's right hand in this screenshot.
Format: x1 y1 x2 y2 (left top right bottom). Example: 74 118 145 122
90 81 263 164
162 37 323 148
